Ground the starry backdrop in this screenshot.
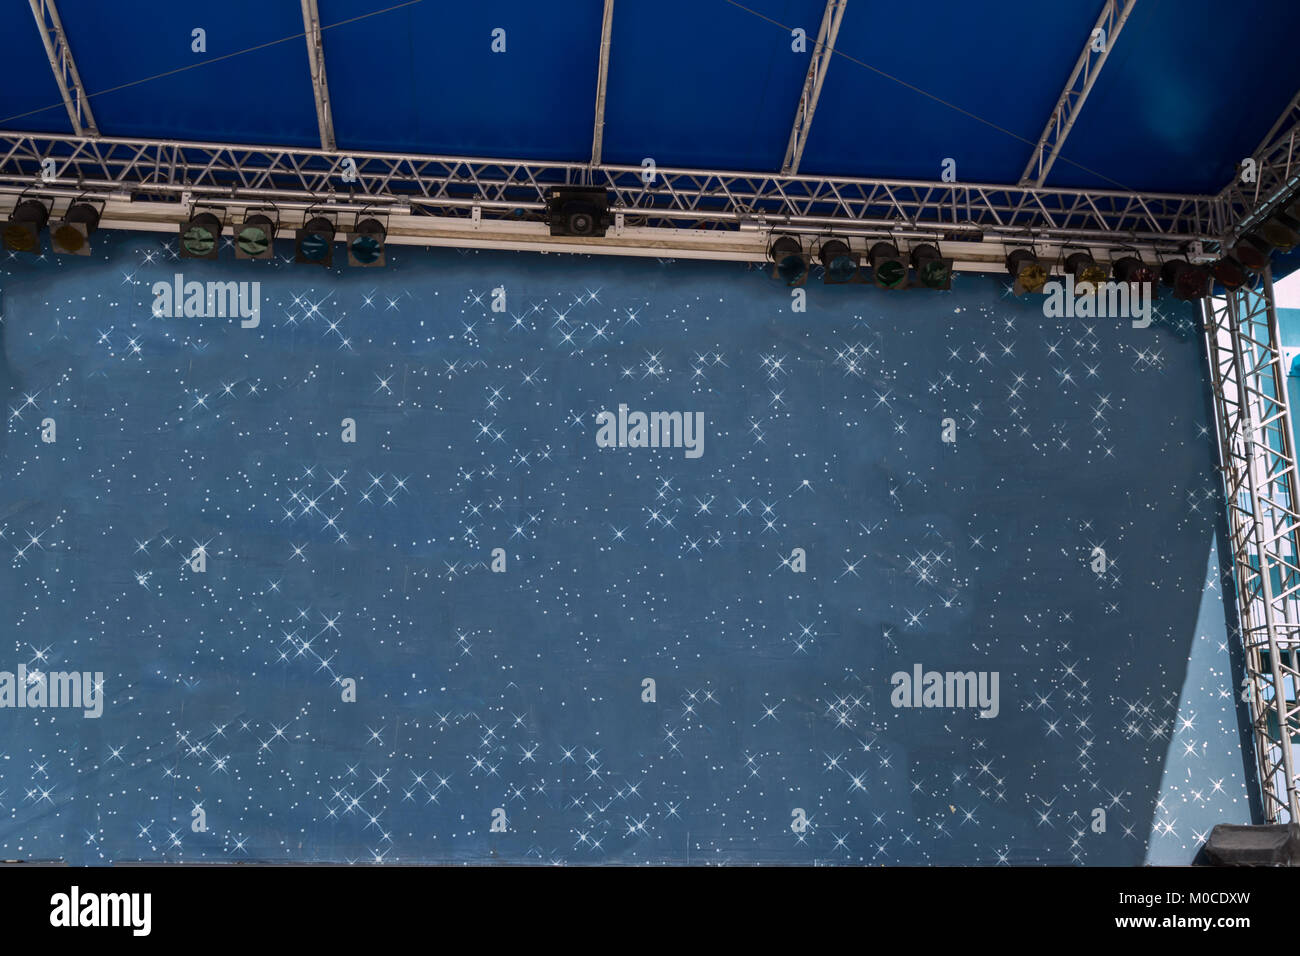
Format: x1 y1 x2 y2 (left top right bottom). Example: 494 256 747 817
0 230 1256 864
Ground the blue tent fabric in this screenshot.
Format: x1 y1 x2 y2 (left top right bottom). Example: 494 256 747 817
0 233 1251 863
2 0 1298 192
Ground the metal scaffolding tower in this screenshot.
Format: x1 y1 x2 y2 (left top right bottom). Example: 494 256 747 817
1204 272 1300 822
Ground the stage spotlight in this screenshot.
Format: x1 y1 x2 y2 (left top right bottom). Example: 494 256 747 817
1065 251 1108 295
1257 214 1300 253
179 212 222 260
234 214 276 260
348 218 386 267
1005 248 1048 294
295 216 336 267
1113 255 1155 291
50 202 100 256
769 236 808 286
818 239 858 284
1212 257 1249 291
1231 237 1270 273
869 242 907 289
2 199 50 254
1160 259 1210 301
546 187 611 238
910 243 953 290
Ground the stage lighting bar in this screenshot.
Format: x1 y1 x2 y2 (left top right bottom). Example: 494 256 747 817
0 191 1227 278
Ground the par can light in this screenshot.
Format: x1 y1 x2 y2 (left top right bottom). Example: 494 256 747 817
179 212 222 260
296 216 336 267
1065 251 1108 295
1160 260 1210 301
348 218 387 267
1005 249 1048 295
1211 257 1248 291
910 243 953 290
818 239 858 284
235 214 277 260
769 236 808 287
3 199 51 254
51 202 100 256
869 242 907 289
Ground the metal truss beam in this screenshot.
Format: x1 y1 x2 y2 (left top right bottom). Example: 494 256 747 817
0 131 1223 255
1203 271 1300 823
300 0 336 152
1218 89 1300 246
1019 0 1136 187
781 0 846 177
590 0 615 168
27 0 98 137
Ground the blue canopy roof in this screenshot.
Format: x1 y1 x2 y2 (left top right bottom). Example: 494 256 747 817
2 0 1297 194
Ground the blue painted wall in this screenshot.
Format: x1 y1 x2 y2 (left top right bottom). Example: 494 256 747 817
0 233 1251 863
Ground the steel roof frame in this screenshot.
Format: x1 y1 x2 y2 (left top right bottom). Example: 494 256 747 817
26 0 98 137
1018 0 1138 188
589 0 616 168
300 0 336 153
780 0 846 177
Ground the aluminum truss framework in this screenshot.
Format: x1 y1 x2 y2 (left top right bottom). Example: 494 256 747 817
1220 89 1300 246
0 132 1229 255
589 0 616 167
300 0 336 152
1204 273 1300 824
26 0 98 137
780 0 846 177
1018 0 1136 187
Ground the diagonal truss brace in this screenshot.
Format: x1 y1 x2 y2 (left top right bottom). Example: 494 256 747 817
590 0 616 168
780 0 846 176
27 0 98 137
1019 0 1136 187
1203 272 1300 823
300 0 336 152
